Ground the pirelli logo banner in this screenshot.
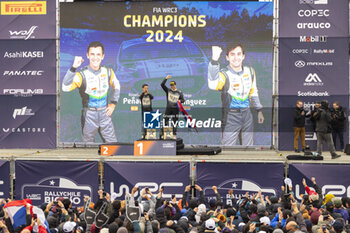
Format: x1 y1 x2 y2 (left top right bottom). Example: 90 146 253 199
1 1 47 15
0 0 55 39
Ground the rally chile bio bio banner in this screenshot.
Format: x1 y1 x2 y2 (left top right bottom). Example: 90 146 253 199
15 161 99 206
278 0 349 150
196 162 284 205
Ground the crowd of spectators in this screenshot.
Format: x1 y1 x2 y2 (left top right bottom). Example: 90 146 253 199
0 178 349 233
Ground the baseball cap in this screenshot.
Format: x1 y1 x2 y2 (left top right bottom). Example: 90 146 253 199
63 222 77 233
260 216 271 226
205 219 216 230
170 81 176 85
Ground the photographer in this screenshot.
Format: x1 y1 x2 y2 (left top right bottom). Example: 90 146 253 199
331 101 346 152
293 100 307 153
314 100 340 159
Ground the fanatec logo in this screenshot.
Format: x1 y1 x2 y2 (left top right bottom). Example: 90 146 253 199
295 60 306 68
304 73 323 86
9 26 38 40
3 70 44 76
13 106 35 119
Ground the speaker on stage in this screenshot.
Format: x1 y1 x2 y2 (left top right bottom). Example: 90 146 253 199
345 144 350 155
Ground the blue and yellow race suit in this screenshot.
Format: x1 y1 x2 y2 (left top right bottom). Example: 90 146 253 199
208 61 262 146
62 66 120 143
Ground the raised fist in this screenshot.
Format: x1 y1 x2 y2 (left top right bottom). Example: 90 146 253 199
212 46 223 61
73 56 84 68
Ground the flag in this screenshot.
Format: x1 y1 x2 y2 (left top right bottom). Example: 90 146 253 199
177 101 198 132
4 199 31 230
5 199 50 233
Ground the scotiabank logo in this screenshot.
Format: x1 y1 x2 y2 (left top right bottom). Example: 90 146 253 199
300 36 327 43
297 91 329 96
304 73 323 86
9 26 38 40
1 1 46 15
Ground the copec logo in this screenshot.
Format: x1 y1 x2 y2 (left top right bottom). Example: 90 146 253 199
292 49 309 54
298 9 330 17
9 26 38 40
109 182 184 199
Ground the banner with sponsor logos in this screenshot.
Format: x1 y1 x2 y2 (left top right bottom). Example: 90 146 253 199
278 0 349 150
104 162 190 200
59 1 273 146
15 160 99 206
278 38 349 97
196 162 284 206
0 0 56 40
0 39 56 95
289 163 350 200
279 0 348 38
0 95 56 148
0 160 10 199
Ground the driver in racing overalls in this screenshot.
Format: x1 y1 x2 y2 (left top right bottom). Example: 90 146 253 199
208 44 264 146
62 41 120 143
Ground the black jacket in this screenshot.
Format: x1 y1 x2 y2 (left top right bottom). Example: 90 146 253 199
310 108 319 131
315 106 333 133
293 107 306 127
331 106 346 130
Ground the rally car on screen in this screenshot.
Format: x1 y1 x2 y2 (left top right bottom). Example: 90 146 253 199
115 35 209 96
